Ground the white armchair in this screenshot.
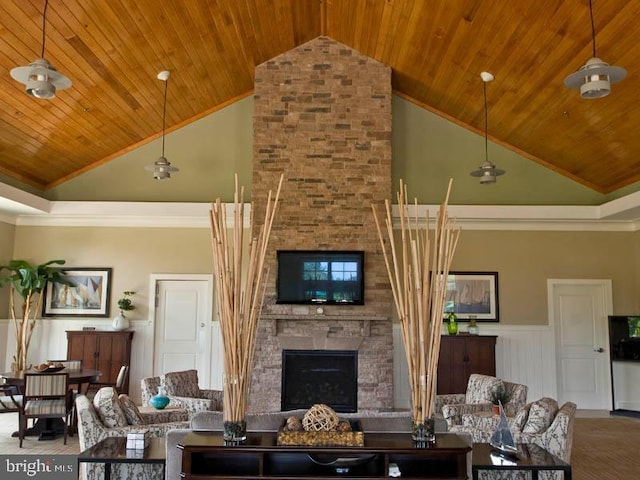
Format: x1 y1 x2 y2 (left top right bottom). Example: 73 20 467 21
76 387 188 480
438 374 528 428
159 369 223 414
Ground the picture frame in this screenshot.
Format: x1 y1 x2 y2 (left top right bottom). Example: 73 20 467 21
443 271 499 322
43 267 112 317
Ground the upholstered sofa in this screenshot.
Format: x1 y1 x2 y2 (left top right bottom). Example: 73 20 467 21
76 387 189 480
141 369 223 414
437 374 528 428
450 397 577 480
165 410 455 480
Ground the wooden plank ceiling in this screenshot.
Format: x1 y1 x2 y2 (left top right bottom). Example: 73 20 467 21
0 0 637 193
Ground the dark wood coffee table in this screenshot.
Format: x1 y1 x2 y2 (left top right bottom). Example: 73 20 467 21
77 436 166 480
472 443 572 480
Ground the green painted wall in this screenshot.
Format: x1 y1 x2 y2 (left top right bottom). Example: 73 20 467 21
41 95 640 205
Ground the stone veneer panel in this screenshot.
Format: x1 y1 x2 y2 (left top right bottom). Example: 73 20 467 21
251 36 393 412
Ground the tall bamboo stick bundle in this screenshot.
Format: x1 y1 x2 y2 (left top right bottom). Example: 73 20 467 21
209 174 283 428
372 179 460 429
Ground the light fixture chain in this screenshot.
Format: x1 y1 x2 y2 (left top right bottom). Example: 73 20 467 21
41 0 49 58
162 75 168 157
589 0 596 58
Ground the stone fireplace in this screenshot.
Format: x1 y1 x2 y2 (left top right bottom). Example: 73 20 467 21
250 37 394 412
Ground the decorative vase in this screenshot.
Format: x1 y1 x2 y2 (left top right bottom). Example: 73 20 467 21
411 417 435 444
468 317 479 335
223 419 247 443
447 312 458 335
150 386 170 410
112 311 130 331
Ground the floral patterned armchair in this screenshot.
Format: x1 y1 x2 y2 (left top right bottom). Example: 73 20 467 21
452 398 577 480
437 374 528 428
76 387 189 480
141 370 223 414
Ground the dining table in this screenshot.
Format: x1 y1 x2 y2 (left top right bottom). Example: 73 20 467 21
1 367 101 440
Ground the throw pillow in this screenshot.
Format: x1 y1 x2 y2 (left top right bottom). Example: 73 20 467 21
512 403 532 431
522 397 559 433
161 370 200 398
118 394 144 425
92 387 127 428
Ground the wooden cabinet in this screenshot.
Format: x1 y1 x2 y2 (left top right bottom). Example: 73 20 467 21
437 335 496 394
66 330 133 394
179 431 471 479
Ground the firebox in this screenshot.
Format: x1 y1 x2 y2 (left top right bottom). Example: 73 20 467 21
281 349 358 413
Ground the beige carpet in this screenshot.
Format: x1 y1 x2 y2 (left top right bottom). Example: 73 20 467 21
571 416 640 480
1 411 640 479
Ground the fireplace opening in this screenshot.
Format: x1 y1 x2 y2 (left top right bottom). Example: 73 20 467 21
281 349 358 413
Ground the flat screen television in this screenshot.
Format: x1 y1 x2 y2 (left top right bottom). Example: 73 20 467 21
276 250 365 305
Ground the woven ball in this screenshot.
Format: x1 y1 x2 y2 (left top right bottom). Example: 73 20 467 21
302 404 339 431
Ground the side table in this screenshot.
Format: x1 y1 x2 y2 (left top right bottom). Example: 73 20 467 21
472 443 572 480
78 436 166 480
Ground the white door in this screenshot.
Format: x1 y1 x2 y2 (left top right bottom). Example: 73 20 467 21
153 278 213 387
548 279 612 409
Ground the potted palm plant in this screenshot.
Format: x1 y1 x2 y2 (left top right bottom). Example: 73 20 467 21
0 259 71 371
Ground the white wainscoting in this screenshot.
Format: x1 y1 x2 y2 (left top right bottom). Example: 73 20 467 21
2 316 222 405
4 318 555 408
393 323 557 410
612 361 640 411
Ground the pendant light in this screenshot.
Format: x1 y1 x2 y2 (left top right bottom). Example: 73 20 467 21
10 0 71 99
470 72 505 185
145 70 179 180
564 0 626 98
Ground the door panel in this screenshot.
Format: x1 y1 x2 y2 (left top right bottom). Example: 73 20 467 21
153 280 212 386
550 280 612 409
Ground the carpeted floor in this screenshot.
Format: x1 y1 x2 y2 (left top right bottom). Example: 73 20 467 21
571 416 640 479
1 411 640 478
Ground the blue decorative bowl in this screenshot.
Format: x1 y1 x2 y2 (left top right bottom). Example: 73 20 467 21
150 394 170 410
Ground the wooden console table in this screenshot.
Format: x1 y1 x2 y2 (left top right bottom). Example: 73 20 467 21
178 431 471 479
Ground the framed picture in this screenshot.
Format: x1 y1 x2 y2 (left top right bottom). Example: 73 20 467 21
443 271 499 321
43 268 112 317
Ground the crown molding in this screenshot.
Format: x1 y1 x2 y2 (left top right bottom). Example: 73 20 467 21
15 201 251 228
0 199 633 231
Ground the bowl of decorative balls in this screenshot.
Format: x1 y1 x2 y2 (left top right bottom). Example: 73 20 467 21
277 403 364 447
33 361 65 373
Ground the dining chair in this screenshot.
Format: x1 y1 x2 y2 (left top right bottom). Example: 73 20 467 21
84 365 130 397
20 372 72 447
1 383 23 417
